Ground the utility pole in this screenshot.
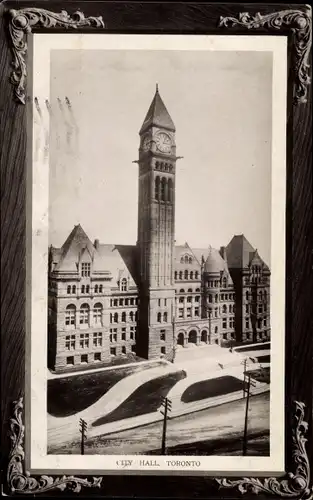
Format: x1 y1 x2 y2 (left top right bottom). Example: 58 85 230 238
160 397 172 455
79 418 87 455
242 374 251 456
172 315 176 363
243 358 247 398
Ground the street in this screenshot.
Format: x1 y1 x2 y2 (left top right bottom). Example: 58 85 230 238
51 391 269 455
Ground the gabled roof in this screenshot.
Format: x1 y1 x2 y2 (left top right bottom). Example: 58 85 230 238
49 225 138 289
140 87 175 135
226 234 269 269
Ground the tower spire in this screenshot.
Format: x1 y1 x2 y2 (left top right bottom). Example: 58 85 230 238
156 83 159 93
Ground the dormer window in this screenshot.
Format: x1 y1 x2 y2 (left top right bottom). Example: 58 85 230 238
81 262 91 277
121 278 127 292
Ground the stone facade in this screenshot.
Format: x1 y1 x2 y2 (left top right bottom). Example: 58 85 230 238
48 87 270 372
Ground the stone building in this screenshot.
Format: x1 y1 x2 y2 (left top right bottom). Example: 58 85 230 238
48 87 270 372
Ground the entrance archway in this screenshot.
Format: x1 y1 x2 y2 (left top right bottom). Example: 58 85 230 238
177 332 185 346
188 330 197 344
201 330 208 343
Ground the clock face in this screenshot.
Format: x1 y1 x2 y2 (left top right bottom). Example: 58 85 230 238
142 136 151 151
155 132 172 154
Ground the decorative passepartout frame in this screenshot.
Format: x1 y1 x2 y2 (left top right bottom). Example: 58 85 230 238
1 2 312 498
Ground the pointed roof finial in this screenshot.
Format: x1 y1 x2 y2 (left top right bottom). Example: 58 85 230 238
156 83 159 93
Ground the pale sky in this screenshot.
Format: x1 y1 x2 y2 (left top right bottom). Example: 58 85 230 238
49 48 272 266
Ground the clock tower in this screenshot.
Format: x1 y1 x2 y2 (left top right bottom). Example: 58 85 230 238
136 85 177 360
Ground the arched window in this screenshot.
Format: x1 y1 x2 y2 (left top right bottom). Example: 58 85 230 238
195 288 200 292
187 288 192 293
65 305 76 326
94 284 98 293
222 304 227 313
81 285 85 294
174 271 177 280
264 290 267 299
179 271 183 280
161 177 166 201
93 303 103 325
215 326 218 333
246 290 249 300
156 161 159 170
130 311 134 322
157 312 162 323
195 271 199 279
80 304 90 325
260 290 263 299
155 176 160 200
67 285 71 294
208 294 212 303
223 278 227 288
215 294 218 303
168 178 173 202
135 311 138 321
122 311 126 322
180 257 184 263
99 285 103 293
229 304 232 313
215 308 218 317
121 278 127 292
114 312 118 323
180 288 185 293
72 285 76 294
184 270 188 280
185 255 189 264
189 257 192 264
163 312 168 322
86 285 90 294
190 271 194 280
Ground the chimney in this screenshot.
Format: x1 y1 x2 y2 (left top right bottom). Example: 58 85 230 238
220 246 227 260
94 239 99 250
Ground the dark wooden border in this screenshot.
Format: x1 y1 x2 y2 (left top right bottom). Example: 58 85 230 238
1 2 312 498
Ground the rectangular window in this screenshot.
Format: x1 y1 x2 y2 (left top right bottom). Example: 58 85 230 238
93 332 102 347
258 305 263 313
125 299 129 306
160 330 166 341
81 354 88 363
122 329 126 341
94 352 101 362
164 299 167 306
264 319 267 327
65 309 75 326
221 294 224 300
113 299 118 307
130 327 135 340
110 347 116 356
122 346 126 354
245 319 249 329
131 344 136 352
178 308 184 318
80 333 89 349
119 298 123 306
245 305 249 313
66 356 74 365
65 335 76 350
222 320 227 329
194 307 199 317
161 346 166 354
158 299 161 307
186 308 191 318
81 262 91 277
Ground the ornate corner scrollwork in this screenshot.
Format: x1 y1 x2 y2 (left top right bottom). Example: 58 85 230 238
8 8 105 104
6 398 102 494
216 401 312 498
219 7 312 104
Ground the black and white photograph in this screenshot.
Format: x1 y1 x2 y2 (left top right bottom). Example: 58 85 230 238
25 33 287 472
27 33 286 474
